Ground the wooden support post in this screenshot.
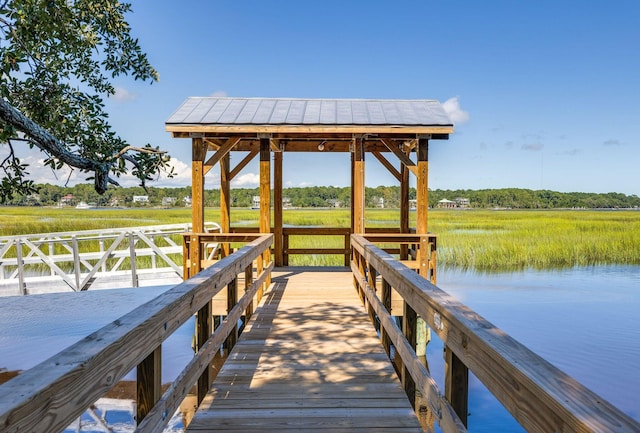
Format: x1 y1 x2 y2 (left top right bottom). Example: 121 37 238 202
350 150 355 234
381 278 392 358
260 137 271 290
403 301 418 409
225 277 238 353
136 346 161 423
274 151 283 267
353 137 365 234
192 137 206 234
220 153 231 257
416 138 429 234
400 148 410 260
445 347 469 427
196 299 212 405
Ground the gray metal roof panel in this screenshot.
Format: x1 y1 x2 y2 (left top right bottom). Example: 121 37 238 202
166 97 452 126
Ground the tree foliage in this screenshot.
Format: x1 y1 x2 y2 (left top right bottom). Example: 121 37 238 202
7 183 640 210
0 0 173 203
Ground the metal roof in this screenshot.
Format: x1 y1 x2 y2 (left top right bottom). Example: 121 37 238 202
166 97 453 127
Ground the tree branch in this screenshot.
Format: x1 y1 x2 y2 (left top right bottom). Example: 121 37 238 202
0 97 112 193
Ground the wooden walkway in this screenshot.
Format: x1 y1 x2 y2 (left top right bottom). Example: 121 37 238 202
186 268 423 432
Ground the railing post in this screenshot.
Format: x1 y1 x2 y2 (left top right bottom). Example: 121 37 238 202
344 232 351 267
225 276 238 353
196 299 212 405
129 232 138 288
257 252 264 302
190 234 202 278
244 263 254 321
136 346 162 423
15 239 26 295
283 232 289 266
366 263 377 322
72 236 81 291
402 302 418 409
49 239 56 276
381 277 392 357
445 347 469 427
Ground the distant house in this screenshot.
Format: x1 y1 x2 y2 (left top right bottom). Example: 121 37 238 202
132 195 149 204
59 194 74 206
438 198 471 209
252 196 260 209
437 198 456 208
455 197 470 208
328 199 341 208
162 197 177 207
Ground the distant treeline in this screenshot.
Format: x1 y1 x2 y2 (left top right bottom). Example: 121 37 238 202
10 183 640 209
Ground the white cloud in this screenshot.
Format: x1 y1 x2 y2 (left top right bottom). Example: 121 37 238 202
111 86 138 102
1 146 194 188
442 97 470 124
522 143 544 152
231 172 259 187
603 139 622 146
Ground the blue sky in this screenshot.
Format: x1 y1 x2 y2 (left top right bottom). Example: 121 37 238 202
18 1 640 195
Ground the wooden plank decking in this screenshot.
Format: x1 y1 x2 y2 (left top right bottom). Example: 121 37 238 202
186 268 423 432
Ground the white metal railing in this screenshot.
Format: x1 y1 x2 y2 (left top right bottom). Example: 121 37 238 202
0 222 221 295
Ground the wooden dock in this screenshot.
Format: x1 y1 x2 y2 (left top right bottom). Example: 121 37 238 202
186 268 423 432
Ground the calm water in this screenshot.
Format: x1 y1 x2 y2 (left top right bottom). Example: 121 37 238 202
1 266 638 432
428 265 640 432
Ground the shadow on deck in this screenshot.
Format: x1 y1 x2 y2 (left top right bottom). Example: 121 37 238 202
188 268 422 432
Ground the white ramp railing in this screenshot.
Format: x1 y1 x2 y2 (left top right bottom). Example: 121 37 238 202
0 222 220 295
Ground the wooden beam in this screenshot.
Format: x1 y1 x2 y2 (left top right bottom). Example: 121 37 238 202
229 149 259 180
167 124 454 135
379 138 419 176
372 151 401 181
203 136 241 175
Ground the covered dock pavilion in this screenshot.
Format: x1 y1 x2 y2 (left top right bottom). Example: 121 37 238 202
165 96 453 275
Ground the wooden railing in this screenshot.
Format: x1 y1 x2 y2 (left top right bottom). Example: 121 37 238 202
228 226 429 268
0 234 273 433
351 234 640 433
0 223 220 295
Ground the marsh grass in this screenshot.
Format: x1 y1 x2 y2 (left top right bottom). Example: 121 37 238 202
1 207 639 271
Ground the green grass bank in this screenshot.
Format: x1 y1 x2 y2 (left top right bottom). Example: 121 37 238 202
1 207 638 271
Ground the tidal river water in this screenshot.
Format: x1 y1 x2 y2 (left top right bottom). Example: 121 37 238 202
430 264 640 432
0 265 638 432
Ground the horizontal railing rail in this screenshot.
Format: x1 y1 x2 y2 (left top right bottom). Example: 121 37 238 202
0 234 273 433
351 234 640 433
0 223 220 294
228 226 426 267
